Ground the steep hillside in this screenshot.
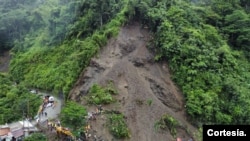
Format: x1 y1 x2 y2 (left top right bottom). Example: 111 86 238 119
1 0 250 140
69 22 197 141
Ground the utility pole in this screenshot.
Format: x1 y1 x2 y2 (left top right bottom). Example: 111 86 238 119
22 110 24 129
1 114 3 124
27 99 29 118
27 99 30 135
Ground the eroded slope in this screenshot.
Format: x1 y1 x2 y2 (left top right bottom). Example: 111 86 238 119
69 22 197 141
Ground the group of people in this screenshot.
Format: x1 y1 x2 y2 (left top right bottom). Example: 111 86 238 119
47 119 61 131
82 105 104 140
43 95 55 108
41 95 55 114
36 95 56 123
86 105 103 121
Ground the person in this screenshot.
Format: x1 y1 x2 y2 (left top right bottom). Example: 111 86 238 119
50 122 54 131
80 131 87 141
52 100 57 109
36 118 40 123
34 114 39 119
45 112 47 117
97 105 103 114
87 112 92 120
99 105 103 111
84 124 91 132
91 112 96 120
57 120 61 126
47 121 50 127
46 103 52 108
177 137 182 141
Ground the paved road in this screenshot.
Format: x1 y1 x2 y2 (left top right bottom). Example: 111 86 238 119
31 91 63 126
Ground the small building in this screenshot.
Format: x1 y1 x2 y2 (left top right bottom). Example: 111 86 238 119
11 128 24 141
18 120 39 137
0 120 39 141
0 124 12 141
0 125 10 136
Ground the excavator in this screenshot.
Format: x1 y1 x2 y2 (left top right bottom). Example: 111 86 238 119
54 124 76 141
50 122 87 141
46 120 75 141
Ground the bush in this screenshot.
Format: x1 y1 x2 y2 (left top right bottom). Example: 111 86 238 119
87 83 117 105
60 101 87 130
154 114 179 137
147 99 153 106
107 113 130 138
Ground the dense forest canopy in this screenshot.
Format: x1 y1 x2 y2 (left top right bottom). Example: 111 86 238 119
0 0 249 127
0 73 40 124
134 0 250 125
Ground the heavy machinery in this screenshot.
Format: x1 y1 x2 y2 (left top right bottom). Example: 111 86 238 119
52 122 77 141
44 120 88 141
53 123 88 141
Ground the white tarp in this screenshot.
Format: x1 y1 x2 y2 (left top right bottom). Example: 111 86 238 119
46 103 53 108
19 120 33 128
49 96 54 102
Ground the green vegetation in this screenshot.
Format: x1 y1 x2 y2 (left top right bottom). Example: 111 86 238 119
132 0 250 125
107 112 130 138
154 114 179 137
7 0 131 98
0 73 41 124
87 83 118 105
194 127 203 141
60 101 87 130
0 0 76 52
24 133 46 141
0 0 129 124
0 0 249 130
147 99 153 106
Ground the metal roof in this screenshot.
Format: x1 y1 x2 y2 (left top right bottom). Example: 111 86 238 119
11 128 24 138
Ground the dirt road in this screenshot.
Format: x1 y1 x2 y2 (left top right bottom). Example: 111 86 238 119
32 91 63 125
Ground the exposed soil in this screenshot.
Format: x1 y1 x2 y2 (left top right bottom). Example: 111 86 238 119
69 22 198 141
0 51 10 72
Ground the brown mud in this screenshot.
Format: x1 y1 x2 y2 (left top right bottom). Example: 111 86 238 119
69 22 197 141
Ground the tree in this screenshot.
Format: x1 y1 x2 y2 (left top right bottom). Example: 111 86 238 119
0 30 12 53
222 9 250 59
0 74 41 124
135 0 250 126
60 101 87 130
240 0 250 11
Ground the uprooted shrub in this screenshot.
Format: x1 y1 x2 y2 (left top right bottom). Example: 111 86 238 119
154 114 179 137
107 112 130 138
87 82 118 105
